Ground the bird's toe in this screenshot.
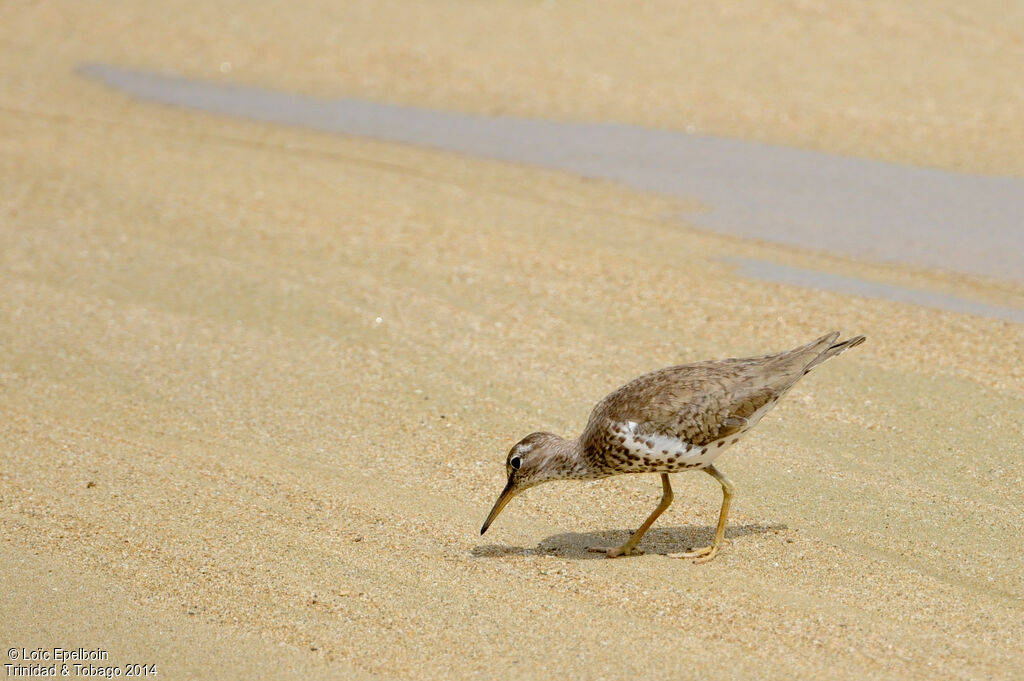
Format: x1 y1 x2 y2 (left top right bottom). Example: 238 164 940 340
587 545 643 558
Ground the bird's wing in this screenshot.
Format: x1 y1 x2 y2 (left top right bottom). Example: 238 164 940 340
609 368 784 446
587 333 841 448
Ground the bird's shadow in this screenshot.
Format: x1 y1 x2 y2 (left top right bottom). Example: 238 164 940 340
473 522 789 559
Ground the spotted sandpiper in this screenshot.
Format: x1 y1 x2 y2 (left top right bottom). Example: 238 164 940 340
480 332 865 562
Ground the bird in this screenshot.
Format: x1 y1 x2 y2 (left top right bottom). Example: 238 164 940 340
480 331 865 562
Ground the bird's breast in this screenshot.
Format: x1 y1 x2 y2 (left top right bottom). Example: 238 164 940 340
595 420 749 475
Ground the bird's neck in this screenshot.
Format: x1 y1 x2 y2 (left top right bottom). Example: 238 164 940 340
538 436 598 481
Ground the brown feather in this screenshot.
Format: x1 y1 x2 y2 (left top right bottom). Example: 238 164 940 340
581 332 864 466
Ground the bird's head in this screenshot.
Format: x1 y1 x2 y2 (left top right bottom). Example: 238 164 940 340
480 431 575 535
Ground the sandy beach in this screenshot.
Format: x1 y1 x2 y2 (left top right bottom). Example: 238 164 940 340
2 2 1023 679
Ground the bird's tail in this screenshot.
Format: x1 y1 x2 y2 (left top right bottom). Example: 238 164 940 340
803 333 866 374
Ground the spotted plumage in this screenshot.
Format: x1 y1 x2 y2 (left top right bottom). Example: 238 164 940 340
480 332 866 562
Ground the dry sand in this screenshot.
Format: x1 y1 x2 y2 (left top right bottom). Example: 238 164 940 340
2 2 1023 680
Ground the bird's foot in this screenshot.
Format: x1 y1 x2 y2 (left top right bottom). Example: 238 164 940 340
587 545 643 558
666 543 723 564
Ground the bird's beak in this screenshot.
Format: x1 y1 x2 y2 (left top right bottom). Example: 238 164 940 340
480 476 518 535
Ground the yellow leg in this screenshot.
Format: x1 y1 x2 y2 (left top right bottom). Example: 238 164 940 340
589 474 673 558
668 465 735 563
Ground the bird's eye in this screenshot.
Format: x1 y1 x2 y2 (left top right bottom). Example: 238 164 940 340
509 456 522 470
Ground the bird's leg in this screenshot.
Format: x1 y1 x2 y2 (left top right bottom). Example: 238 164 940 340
668 464 735 563
588 474 673 558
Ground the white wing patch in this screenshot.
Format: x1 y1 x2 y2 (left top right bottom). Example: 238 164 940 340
617 420 719 467
607 395 785 473
611 416 747 470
